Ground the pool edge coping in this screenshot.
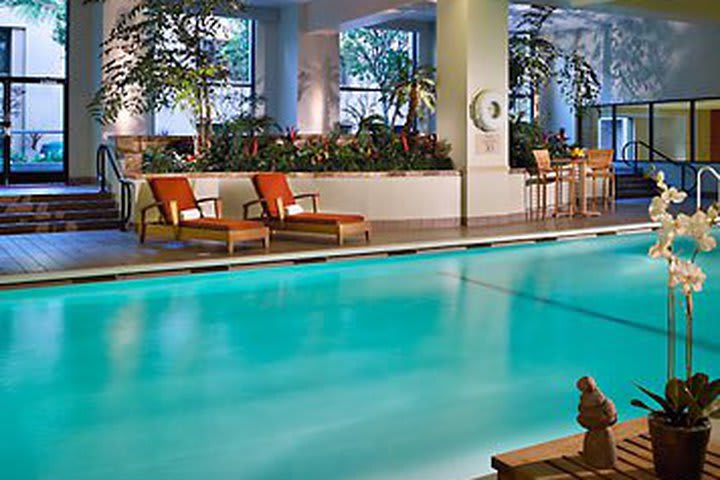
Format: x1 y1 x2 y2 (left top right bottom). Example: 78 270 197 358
0 221 659 290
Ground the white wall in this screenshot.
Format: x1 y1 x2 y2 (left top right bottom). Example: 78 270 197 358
131 174 462 225
542 9 720 143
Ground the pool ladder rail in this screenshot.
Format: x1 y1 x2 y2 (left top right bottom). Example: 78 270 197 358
697 166 720 210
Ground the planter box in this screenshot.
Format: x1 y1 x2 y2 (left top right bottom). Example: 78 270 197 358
129 171 463 230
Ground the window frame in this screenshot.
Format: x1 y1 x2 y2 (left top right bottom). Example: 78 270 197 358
339 28 419 130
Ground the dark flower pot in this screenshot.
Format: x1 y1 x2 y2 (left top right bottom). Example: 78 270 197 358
649 413 711 480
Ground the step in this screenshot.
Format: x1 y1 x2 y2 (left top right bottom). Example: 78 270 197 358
0 209 120 224
0 219 123 235
0 199 118 214
0 192 114 203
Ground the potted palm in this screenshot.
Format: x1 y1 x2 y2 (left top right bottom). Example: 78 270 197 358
633 172 720 480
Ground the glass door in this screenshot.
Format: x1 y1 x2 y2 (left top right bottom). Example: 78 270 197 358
4 78 66 183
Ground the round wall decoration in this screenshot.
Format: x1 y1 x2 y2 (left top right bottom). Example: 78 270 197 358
469 89 504 132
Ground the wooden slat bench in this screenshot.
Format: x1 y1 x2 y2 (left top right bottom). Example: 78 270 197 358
492 418 720 480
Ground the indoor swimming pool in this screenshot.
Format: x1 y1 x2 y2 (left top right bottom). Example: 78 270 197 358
1 232 719 480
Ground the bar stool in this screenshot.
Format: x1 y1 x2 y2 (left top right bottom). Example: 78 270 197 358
526 150 575 219
587 149 615 212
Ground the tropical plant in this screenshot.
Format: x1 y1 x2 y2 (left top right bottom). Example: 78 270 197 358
388 64 436 134
0 0 66 45
632 374 720 428
145 115 453 174
509 5 601 113
88 0 246 153
340 28 414 124
648 172 719 380
509 116 544 169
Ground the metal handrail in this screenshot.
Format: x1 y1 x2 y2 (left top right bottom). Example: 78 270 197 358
697 166 720 209
620 140 698 193
97 144 133 230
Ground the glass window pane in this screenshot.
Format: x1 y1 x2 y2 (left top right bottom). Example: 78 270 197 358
340 28 413 89
0 3 66 77
616 105 650 161
0 28 9 75
694 100 720 162
654 102 690 161
10 83 64 173
155 17 255 135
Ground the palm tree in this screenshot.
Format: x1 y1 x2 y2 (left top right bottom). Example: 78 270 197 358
388 64 436 134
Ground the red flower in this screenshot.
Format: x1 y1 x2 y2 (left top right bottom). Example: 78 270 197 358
186 155 196 163
400 133 410 153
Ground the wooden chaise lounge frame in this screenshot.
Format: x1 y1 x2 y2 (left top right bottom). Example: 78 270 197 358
244 173 371 246
140 177 270 254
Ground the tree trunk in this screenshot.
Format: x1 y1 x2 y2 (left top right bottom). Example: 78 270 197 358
404 83 419 134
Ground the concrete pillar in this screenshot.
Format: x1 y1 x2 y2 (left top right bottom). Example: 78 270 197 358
297 31 340 134
67 0 103 182
259 5 300 130
437 0 524 223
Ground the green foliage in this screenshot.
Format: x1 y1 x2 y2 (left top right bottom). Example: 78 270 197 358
632 373 720 428
509 5 601 112
220 18 252 82
0 0 66 45
142 139 196 174
88 0 246 152
143 114 453 174
509 117 545 169
340 28 414 124
387 64 436 134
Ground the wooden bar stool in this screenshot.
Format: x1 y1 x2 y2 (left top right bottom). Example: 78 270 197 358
527 150 576 219
587 149 615 212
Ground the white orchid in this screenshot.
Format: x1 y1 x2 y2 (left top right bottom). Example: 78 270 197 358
669 257 706 295
649 196 670 222
649 218 675 259
648 171 718 379
662 187 687 205
676 211 717 252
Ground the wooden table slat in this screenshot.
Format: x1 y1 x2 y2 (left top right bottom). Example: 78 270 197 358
493 419 720 480
547 456 607 479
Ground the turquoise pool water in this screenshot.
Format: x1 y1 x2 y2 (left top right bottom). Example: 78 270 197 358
2 233 720 480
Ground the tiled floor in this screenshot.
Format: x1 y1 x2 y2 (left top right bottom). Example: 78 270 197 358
0 200 654 281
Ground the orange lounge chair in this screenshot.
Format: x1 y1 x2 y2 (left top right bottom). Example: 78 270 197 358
140 177 269 254
245 173 371 245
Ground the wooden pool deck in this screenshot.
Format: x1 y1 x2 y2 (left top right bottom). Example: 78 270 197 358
0 201 654 288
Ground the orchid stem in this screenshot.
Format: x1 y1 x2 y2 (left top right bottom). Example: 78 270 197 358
685 293 694 381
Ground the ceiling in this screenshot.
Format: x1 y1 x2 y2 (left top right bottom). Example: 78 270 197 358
245 0 720 25
512 0 720 23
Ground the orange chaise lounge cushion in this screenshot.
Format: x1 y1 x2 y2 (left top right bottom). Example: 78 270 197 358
251 173 297 218
180 218 265 232
285 212 365 225
148 177 198 223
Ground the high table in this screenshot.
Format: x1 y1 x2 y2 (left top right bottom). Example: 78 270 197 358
553 157 601 218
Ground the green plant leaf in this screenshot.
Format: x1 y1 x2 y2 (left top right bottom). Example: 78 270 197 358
631 399 657 413
637 383 674 414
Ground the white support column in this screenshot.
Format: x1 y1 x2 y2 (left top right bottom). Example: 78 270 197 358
67 1 103 183
297 31 340 134
437 0 524 224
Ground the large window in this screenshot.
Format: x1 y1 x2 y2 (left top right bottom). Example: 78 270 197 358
0 1 67 181
155 17 255 135
339 27 417 131
589 98 719 165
